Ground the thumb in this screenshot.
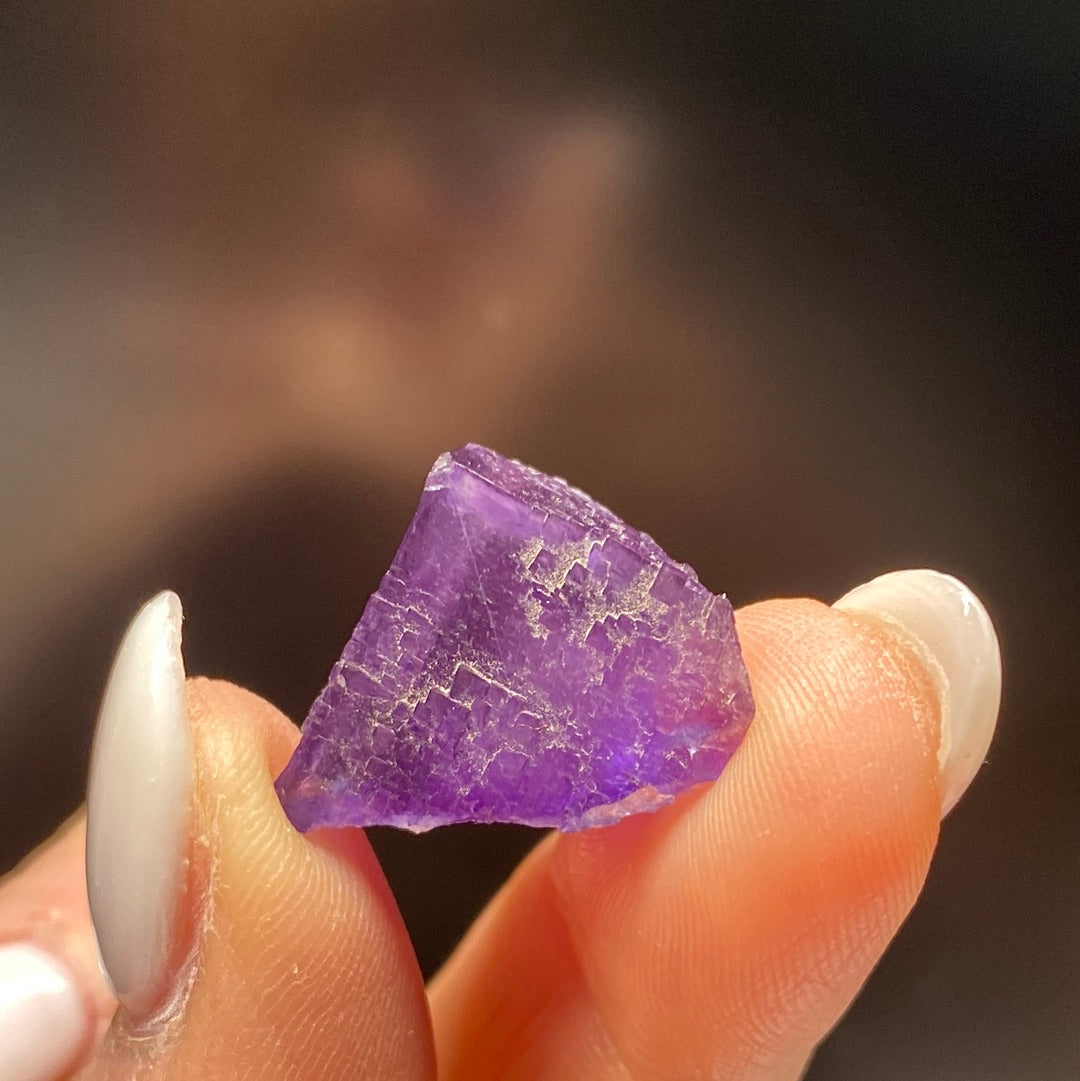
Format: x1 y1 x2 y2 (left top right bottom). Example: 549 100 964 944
71 594 434 1080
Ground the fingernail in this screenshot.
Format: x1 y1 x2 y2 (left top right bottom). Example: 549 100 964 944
834 569 1002 815
0 943 87 1081
86 591 192 1017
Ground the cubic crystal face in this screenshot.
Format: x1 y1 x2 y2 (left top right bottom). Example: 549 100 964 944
275 445 755 832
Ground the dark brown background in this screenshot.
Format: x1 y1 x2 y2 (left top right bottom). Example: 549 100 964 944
2 4 1077 1078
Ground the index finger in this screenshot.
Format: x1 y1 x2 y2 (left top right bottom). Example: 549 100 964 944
430 571 1000 1081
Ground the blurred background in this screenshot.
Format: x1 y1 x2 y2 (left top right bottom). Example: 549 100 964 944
1 2 1077 1077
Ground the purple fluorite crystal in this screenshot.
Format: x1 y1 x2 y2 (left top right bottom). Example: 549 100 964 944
275 445 754 832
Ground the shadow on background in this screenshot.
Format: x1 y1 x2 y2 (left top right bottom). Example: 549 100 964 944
1 4 1077 1079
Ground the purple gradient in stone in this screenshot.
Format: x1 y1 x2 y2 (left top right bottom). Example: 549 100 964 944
275 445 755 832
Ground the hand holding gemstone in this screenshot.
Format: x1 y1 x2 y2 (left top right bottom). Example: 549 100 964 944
0 568 999 1081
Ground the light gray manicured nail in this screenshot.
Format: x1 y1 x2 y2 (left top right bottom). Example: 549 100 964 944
0 942 87 1081
835 569 1002 815
86 591 192 1016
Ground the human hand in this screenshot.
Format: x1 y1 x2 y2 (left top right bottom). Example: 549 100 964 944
0 569 1000 1081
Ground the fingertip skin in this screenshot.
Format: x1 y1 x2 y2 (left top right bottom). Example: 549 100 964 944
549 598 943 1077
731 597 942 857
84 679 434 1081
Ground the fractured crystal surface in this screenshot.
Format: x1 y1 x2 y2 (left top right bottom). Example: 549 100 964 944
275 445 755 832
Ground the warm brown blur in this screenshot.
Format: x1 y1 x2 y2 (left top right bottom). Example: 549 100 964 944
1 3 1076 1079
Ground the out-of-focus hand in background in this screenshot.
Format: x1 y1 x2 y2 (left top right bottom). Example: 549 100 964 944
1 4 1076 1079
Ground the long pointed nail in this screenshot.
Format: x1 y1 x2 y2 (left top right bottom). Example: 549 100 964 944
0 943 87 1081
86 591 193 1017
835 569 1002 815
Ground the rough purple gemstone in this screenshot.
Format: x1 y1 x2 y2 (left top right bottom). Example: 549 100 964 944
275 445 754 832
